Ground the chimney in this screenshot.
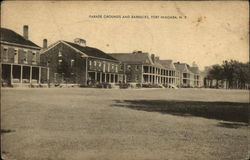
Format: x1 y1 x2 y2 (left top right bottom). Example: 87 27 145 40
43 39 48 49
151 54 155 63
23 25 29 40
74 38 86 47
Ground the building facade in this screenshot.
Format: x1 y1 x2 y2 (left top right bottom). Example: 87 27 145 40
174 62 202 87
109 51 179 87
1 26 49 87
40 39 125 86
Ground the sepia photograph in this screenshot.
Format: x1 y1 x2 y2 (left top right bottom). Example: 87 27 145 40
1 1 249 160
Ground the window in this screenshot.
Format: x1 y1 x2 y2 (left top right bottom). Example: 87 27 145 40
103 62 106 72
32 52 36 64
94 61 97 66
127 65 131 71
58 51 62 57
71 59 75 67
107 63 110 72
98 61 102 67
58 59 62 64
115 65 118 73
3 48 8 61
111 64 114 70
135 65 139 71
14 49 18 63
23 52 28 64
119 64 123 70
89 60 92 66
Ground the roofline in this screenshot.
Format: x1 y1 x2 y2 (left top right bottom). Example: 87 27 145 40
0 41 41 50
41 40 119 63
62 41 119 62
40 40 88 57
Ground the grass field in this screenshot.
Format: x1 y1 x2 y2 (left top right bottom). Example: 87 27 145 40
1 88 249 160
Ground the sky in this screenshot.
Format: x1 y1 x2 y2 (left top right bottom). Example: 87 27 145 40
1 1 249 70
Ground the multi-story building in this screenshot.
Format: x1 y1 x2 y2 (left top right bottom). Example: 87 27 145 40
158 60 180 87
40 38 125 86
1 26 49 87
188 66 203 87
174 62 193 87
109 51 178 87
174 62 202 87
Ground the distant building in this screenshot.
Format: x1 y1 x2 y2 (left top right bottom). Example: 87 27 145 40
188 66 203 87
1 26 49 87
109 51 179 87
40 39 125 86
158 59 180 87
174 62 202 87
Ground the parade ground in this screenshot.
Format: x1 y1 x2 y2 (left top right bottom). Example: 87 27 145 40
1 88 249 160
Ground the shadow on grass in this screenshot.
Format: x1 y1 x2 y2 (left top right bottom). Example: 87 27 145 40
1 129 15 135
217 122 248 129
112 100 249 124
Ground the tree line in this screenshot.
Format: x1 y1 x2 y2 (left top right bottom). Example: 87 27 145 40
204 60 249 89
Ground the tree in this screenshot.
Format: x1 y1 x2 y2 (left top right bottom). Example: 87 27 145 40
208 64 224 88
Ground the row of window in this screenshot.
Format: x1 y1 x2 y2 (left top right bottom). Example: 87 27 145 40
57 59 75 67
2 47 38 64
89 60 118 73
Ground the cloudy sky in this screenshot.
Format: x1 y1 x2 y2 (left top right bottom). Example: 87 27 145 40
1 1 249 69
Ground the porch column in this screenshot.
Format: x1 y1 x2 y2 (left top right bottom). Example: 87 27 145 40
30 66 32 83
109 74 111 83
154 67 156 84
113 74 115 83
38 67 41 84
104 73 107 82
95 72 97 81
10 64 13 85
20 65 23 84
47 68 50 82
100 73 102 83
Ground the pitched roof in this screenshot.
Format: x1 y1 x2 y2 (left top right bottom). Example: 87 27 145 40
0 27 40 48
63 41 118 61
189 66 200 74
174 63 189 72
109 53 152 64
159 60 176 70
110 53 171 69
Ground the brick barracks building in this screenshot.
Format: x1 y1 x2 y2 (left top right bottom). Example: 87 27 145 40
109 51 179 87
174 62 203 88
1 26 202 88
1 26 49 87
40 38 126 86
